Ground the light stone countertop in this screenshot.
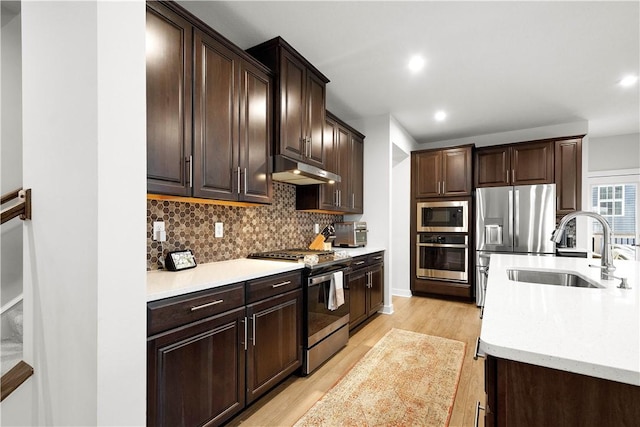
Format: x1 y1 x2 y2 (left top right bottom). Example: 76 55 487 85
479 253 640 385
147 246 386 302
332 246 386 257
147 259 304 302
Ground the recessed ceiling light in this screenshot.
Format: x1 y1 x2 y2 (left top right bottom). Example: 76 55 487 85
619 75 638 87
434 111 447 122
408 55 425 73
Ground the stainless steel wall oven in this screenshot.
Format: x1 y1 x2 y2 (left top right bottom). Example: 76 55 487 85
416 233 469 282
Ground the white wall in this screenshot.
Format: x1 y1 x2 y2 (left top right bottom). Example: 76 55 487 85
588 133 640 172
389 117 418 298
343 115 419 309
345 115 394 313
9 2 146 426
1 2 23 308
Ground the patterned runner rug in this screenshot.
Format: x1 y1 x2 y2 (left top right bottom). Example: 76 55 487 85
294 328 466 427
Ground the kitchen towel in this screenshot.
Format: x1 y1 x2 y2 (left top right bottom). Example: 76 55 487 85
327 271 344 311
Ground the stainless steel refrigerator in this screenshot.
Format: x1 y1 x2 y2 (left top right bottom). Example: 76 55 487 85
475 184 556 306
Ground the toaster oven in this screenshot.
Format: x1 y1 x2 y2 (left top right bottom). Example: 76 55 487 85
333 222 367 247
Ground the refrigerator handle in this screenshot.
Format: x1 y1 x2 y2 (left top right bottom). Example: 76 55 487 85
508 189 514 244
514 189 520 247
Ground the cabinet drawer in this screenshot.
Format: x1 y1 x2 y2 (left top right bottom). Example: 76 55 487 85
350 255 368 270
367 252 384 264
247 271 302 304
148 283 245 336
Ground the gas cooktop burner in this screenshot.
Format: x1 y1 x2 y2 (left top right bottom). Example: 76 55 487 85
248 248 335 262
247 248 351 269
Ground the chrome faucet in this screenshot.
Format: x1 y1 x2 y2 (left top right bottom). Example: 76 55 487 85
551 211 615 280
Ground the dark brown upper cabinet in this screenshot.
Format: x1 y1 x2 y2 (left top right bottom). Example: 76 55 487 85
146 1 272 204
555 137 583 216
296 112 365 214
475 141 554 187
247 37 330 170
146 2 193 196
412 146 473 198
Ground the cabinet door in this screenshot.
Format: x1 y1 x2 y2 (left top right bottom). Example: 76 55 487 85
349 134 364 213
318 119 339 210
305 72 326 168
347 269 368 330
336 125 352 210
147 307 246 427
279 51 306 161
193 29 238 200
146 3 192 196
442 147 472 196
511 141 554 185
246 289 302 404
367 264 384 316
239 60 272 203
413 151 442 198
475 146 510 188
555 138 582 215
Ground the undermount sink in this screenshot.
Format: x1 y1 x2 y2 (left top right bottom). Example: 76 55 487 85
506 268 603 289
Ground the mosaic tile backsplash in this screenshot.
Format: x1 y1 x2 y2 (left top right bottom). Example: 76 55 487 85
147 182 342 270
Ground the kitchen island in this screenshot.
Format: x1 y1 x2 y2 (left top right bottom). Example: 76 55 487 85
479 253 640 426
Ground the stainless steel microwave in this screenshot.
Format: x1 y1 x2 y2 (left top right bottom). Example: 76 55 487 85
416 200 468 233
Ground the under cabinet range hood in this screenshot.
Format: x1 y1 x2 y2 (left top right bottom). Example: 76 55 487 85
271 155 341 185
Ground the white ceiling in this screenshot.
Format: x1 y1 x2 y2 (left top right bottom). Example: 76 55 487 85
178 1 640 144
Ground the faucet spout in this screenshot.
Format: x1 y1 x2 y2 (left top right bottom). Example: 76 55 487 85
552 211 615 279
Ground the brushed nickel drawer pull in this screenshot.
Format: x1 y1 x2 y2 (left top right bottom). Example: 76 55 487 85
373 256 382 260
271 280 291 288
354 261 365 266
190 299 224 312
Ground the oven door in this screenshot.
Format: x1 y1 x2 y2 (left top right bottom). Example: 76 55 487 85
417 201 468 232
306 270 350 348
416 241 468 282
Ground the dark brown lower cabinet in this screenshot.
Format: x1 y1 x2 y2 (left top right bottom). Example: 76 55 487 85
246 289 302 404
147 271 302 427
347 252 384 331
484 355 640 426
147 307 246 427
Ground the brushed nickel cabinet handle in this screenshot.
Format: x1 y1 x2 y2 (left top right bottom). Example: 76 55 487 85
187 155 193 188
271 280 291 288
242 317 247 351
474 401 485 427
244 167 247 195
190 299 224 312
237 166 241 194
354 261 365 266
252 314 256 346
473 337 485 360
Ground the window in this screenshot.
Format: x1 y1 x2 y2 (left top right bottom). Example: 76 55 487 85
594 185 624 216
588 180 638 261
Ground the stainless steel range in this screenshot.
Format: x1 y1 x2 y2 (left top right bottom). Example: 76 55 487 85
248 249 351 375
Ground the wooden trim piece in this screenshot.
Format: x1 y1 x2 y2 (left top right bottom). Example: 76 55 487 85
1 360 34 402
1 188 21 205
147 194 264 208
1 188 32 224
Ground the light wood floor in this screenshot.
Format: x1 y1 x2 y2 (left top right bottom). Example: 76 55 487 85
228 295 485 427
